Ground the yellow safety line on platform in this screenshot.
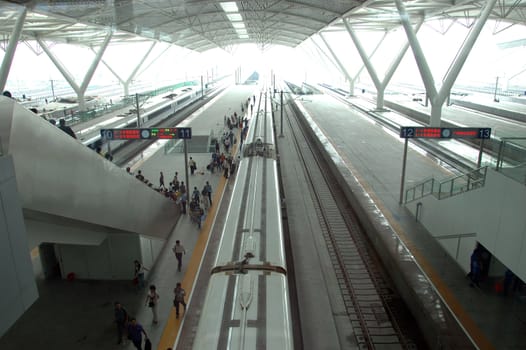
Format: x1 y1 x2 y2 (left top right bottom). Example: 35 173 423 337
157 132 241 350
360 176 495 350
156 175 226 350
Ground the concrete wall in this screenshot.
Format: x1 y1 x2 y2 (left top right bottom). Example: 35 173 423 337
56 233 165 280
0 156 38 337
406 169 526 282
0 96 177 240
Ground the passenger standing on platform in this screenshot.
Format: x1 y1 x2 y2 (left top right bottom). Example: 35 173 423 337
198 206 205 229
134 260 148 290
173 172 179 185
127 318 148 350
469 246 481 288
223 158 230 178
179 181 186 196
173 282 187 319
136 170 145 182
159 171 165 189
189 157 197 175
201 190 210 210
203 181 212 206
215 140 220 153
126 167 134 175
172 240 186 272
230 156 237 175
192 186 200 202
146 285 159 324
58 119 77 139
179 192 187 214
224 137 230 154
114 302 128 345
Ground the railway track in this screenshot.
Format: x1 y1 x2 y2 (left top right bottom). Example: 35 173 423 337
112 86 227 166
281 94 426 349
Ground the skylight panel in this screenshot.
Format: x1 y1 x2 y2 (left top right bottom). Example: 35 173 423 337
232 22 245 29
226 13 242 22
220 2 239 13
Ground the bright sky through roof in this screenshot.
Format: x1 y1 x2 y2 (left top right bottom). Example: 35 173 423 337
2 19 525 98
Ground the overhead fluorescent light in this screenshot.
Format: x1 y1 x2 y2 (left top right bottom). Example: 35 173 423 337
232 22 245 29
238 34 249 39
220 2 239 13
226 13 242 21
235 29 247 35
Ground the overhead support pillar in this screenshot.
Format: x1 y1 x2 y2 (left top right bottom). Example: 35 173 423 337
317 33 354 93
96 41 156 97
395 0 496 126
344 18 422 110
351 32 387 97
303 40 342 81
37 30 113 111
0 8 27 92
78 31 112 110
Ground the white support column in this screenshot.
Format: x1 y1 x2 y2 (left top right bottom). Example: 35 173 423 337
344 18 422 110
37 37 81 95
317 33 354 91
306 39 342 81
352 31 387 95
96 41 156 97
77 31 112 110
395 0 437 103
0 8 27 92
302 40 341 84
132 45 173 93
395 0 496 126
438 0 498 104
344 21 381 96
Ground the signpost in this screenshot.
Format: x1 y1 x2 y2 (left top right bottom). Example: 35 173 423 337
100 127 192 140
101 127 192 195
399 127 491 204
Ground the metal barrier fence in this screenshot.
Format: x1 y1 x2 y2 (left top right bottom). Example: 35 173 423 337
496 137 526 185
405 167 488 203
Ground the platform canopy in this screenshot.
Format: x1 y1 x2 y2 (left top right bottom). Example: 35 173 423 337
0 0 525 52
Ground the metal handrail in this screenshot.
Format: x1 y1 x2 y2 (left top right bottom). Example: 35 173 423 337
405 177 435 203
437 166 487 199
405 167 488 203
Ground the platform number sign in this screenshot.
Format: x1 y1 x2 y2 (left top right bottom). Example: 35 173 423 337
178 127 192 139
400 127 491 139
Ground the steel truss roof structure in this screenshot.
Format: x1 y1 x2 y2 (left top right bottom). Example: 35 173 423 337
0 0 525 52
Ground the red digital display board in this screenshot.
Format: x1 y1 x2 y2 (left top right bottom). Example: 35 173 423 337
112 129 141 139
400 127 491 139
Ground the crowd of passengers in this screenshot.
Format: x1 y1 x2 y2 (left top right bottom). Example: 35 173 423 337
123 96 252 229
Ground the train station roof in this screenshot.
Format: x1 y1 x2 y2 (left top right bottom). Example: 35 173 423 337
1 0 525 52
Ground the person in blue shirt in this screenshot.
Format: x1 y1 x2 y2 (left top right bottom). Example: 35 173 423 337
127 318 148 350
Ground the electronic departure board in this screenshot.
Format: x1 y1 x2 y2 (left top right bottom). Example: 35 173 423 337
100 127 192 140
399 127 491 139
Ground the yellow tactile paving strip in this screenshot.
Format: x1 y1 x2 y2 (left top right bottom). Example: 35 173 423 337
157 134 240 350
156 174 227 350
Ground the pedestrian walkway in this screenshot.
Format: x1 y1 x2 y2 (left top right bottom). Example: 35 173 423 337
0 84 257 350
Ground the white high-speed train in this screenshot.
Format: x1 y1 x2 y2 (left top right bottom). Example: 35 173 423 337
192 91 294 349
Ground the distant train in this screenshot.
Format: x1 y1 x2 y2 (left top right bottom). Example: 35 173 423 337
192 91 294 349
81 86 199 148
